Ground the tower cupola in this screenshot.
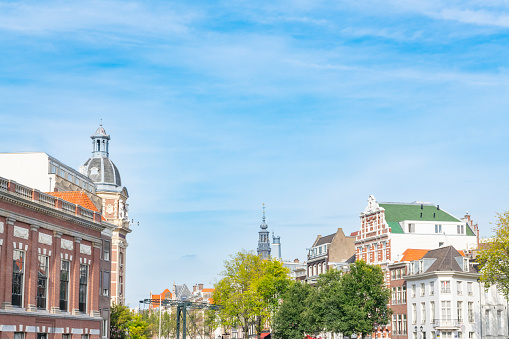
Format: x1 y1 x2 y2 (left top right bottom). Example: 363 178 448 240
91 124 111 158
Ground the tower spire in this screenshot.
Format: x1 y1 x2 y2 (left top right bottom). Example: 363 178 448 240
257 204 271 259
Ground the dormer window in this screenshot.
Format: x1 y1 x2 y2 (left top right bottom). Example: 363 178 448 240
463 258 469 272
419 260 424 273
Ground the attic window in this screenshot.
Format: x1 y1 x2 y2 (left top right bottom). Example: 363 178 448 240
433 213 436 219
420 213 422 218
463 258 469 272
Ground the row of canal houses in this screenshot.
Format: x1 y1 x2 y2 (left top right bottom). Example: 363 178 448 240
302 195 505 339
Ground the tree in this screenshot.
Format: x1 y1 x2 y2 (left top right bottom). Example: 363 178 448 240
111 303 133 339
478 211 509 297
110 303 152 339
309 268 345 335
213 250 292 339
338 261 392 338
272 281 314 339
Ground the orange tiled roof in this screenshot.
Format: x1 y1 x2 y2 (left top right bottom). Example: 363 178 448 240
202 288 214 292
350 231 359 237
46 191 106 221
399 249 429 262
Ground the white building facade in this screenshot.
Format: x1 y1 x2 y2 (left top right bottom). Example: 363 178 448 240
405 246 508 339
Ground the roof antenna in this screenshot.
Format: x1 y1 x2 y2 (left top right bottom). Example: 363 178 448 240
262 203 266 223
100 118 103 126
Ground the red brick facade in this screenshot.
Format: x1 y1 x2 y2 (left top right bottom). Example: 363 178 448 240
0 178 111 339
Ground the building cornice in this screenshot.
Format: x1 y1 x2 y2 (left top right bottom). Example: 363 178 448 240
404 271 480 281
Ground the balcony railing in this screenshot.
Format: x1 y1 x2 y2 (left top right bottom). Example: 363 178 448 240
432 319 460 329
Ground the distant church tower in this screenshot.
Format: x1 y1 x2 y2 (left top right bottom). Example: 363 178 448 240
80 124 132 305
257 205 271 259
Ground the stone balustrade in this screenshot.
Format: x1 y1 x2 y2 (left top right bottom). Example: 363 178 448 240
0 175 101 223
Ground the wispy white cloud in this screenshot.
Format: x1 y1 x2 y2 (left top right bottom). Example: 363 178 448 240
0 1 195 36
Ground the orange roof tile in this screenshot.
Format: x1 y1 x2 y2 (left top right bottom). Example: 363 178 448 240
399 249 429 262
202 288 214 292
46 191 106 221
350 231 359 237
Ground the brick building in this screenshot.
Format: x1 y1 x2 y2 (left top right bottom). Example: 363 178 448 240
388 249 430 339
0 176 115 339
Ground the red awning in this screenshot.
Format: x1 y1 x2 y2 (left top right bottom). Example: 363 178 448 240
260 333 271 338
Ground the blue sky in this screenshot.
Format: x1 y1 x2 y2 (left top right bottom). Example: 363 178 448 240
1 0 509 306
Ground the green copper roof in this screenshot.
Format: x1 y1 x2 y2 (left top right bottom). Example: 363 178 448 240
378 203 474 235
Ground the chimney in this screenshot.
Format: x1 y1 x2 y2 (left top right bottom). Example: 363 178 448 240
437 205 440 210
421 204 423 210
193 285 197 293
198 283 204 291
294 258 299 263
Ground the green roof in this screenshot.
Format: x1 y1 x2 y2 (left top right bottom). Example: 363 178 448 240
378 203 474 235
379 203 460 223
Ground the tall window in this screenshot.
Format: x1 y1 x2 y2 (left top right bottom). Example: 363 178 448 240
37 255 49 309
468 302 474 322
421 302 426 324
430 301 435 323
79 265 88 313
402 285 407 303
435 224 442 233
103 240 110 261
486 310 491 335
397 314 402 334
397 287 402 304
457 281 463 295
392 315 397 335
441 280 451 293
412 303 417 324
102 271 110 296
457 301 463 323
12 250 25 307
441 301 452 321
60 260 70 311
392 288 397 304
497 310 502 335
408 223 415 233
412 284 416 297
430 282 435 295
420 283 425 296
402 314 407 334
467 282 473 295
119 275 124 296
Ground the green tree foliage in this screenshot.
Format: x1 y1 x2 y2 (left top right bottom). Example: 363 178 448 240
273 262 391 339
110 303 152 339
111 303 134 339
337 261 392 338
213 250 292 338
478 211 509 297
272 281 314 339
